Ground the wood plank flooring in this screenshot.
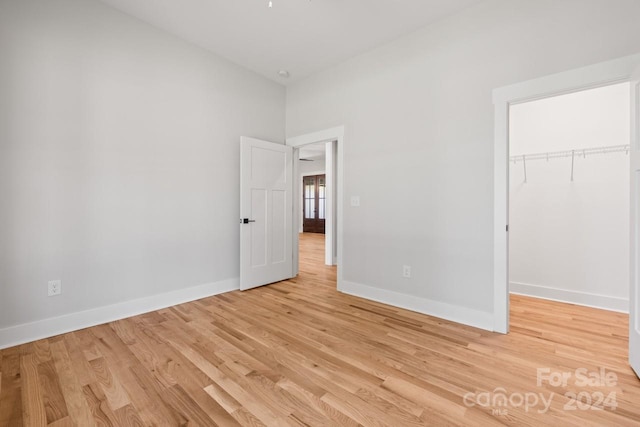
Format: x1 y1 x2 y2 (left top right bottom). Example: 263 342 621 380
1 232 639 426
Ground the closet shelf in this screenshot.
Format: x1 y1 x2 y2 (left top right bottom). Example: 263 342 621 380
510 144 630 163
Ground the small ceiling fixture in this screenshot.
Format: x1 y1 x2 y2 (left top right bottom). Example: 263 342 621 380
278 70 290 78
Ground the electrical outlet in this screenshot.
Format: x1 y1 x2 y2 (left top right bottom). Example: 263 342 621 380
402 265 411 278
350 196 360 207
48 280 61 297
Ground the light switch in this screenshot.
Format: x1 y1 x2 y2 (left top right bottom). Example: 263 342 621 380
350 196 360 207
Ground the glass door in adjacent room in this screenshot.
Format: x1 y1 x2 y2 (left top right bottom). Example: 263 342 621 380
303 174 326 234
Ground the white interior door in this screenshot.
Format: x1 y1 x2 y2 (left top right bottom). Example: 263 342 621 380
240 136 293 290
631 69 640 378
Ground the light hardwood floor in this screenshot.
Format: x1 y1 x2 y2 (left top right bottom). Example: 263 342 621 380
1 233 639 426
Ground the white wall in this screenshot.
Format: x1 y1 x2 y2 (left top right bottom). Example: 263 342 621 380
0 0 285 345
286 0 640 330
299 158 326 176
509 84 630 311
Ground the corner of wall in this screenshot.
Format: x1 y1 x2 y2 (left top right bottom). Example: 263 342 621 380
510 282 629 313
0 278 239 350
338 280 495 332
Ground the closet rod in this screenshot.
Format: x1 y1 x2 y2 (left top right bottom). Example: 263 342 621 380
510 144 630 163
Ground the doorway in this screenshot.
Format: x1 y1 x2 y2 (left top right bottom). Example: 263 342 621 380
493 53 640 334
296 141 332 267
508 83 630 314
286 126 344 285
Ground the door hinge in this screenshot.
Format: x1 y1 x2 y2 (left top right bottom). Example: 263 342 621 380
506 224 509 232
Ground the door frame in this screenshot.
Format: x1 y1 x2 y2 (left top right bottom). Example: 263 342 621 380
287 126 344 278
493 53 640 333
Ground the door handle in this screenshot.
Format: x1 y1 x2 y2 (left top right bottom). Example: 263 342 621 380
241 218 256 224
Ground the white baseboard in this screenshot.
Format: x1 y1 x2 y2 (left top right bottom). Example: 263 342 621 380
0 278 239 350
509 281 628 313
338 280 494 331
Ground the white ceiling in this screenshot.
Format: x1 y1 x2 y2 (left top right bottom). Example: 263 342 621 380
98 0 483 85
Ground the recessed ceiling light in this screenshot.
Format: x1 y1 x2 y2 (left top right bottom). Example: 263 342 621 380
278 70 290 78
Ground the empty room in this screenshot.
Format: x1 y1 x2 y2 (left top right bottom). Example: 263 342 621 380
2 0 640 425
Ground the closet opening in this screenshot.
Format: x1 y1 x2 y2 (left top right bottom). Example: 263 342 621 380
508 82 630 316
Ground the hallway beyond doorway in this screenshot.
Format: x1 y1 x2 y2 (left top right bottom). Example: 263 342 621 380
298 233 334 281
